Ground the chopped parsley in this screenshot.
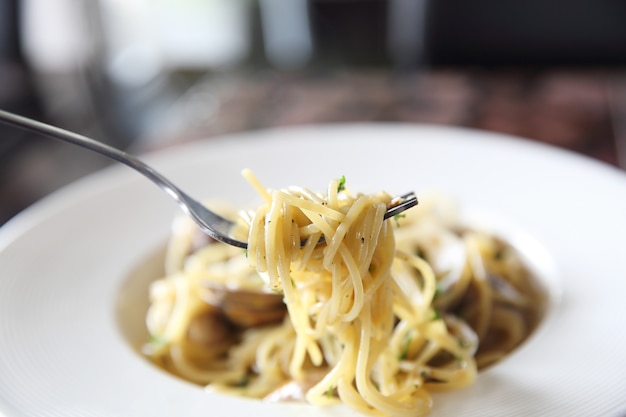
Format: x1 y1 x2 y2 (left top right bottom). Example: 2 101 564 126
235 374 250 387
149 334 167 347
433 283 444 299
337 175 346 193
398 330 414 360
393 213 406 227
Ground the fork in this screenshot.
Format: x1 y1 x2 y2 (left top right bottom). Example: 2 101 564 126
0 109 418 248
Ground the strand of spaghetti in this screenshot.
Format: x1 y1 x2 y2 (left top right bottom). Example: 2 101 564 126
326 262 343 324
363 270 390 317
289 208 301 261
369 272 394 341
297 230 322 268
307 322 358 405
254 322 295 379
326 178 342 210
262 190 286 288
355 308 417 417
162 275 192 343
377 322 410 395
395 250 437 316
286 186 327 204
323 196 382 269
422 320 467 357
355 204 386 274
311 296 331 338
338 377 380 416
281 265 324 366
275 191 346 221
389 319 422 362
287 254 325 367
425 361 476 392
315 339 339 375
242 168 272 203
337 319 393 416
298 223 321 237
363 225 396 308
389 269 423 322
320 200 386 323
169 345 245 385
263 209 323 375
246 204 268 272
274 275 313 378
424 333 466 367
336 244 365 322
299 208 337 239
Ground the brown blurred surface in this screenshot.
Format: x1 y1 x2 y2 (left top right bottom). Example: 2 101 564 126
1 68 624 226
149 68 621 166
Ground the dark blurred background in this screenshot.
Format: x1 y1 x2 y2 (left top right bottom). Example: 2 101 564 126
2 0 626 225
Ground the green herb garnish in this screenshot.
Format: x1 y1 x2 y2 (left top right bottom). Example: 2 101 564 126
236 374 250 387
393 213 406 227
337 175 346 193
433 283 444 299
399 330 413 360
149 334 167 347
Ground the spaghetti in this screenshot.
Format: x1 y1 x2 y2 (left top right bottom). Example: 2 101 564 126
144 172 545 417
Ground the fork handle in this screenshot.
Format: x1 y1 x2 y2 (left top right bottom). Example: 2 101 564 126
0 109 185 205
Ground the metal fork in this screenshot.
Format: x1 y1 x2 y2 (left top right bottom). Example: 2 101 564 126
0 109 418 249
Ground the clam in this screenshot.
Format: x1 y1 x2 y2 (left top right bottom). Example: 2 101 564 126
200 283 287 328
186 310 237 358
182 284 287 361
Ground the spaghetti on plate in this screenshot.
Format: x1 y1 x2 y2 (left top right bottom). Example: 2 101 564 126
144 171 545 417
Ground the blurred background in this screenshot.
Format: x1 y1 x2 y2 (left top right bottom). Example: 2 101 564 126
2 0 626 225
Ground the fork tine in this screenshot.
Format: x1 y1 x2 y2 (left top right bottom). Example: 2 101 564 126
383 192 418 219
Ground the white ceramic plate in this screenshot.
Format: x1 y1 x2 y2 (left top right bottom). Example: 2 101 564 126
1 124 625 417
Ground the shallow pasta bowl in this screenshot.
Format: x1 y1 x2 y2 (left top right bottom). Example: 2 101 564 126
0 124 625 417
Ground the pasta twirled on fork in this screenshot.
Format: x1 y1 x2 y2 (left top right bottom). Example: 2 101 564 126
144 171 545 417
